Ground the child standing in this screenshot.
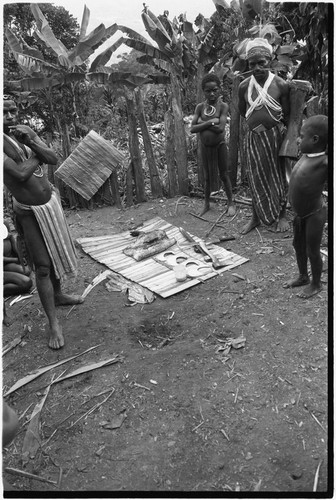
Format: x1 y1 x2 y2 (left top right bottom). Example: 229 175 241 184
284 115 328 298
190 73 235 217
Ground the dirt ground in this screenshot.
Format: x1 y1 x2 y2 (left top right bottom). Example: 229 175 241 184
2 194 330 494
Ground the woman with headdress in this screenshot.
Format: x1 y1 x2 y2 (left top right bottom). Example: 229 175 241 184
238 38 290 234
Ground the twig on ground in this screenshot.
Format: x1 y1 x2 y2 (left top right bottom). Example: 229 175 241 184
313 460 323 492
132 382 150 391
43 429 58 448
310 412 327 432
4 467 58 485
19 403 34 421
5 344 102 396
296 391 301 406
205 210 227 238
188 212 227 229
219 288 241 295
255 227 263 243
220 429 230 441
57 467 63 489
224 373 239 384
234 386 239 403
192 420 204 432
67 390 114 429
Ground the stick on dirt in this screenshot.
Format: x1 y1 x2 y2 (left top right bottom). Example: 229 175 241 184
313 460 323 492
205 210 227 238
5 467 58 485
188 212 227 229
220 429 230 441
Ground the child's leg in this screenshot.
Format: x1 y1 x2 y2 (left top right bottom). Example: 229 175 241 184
217 142 235 216
298 207 326 298
200 144 210 216
283 215 309 288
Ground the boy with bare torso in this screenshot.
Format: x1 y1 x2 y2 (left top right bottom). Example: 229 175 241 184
3 98 83 349
191 73 235 217
284 115 328 298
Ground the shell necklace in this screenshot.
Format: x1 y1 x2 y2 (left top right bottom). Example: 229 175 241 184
204 102 217 117
33 165 44 177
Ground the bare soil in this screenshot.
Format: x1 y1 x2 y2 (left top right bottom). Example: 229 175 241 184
3 195 329 494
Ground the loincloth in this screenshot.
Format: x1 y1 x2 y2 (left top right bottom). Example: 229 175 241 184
13 187 78 280
295 205 326 221
246 123 287 225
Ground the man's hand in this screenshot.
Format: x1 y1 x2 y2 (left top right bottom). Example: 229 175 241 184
11 125 37 146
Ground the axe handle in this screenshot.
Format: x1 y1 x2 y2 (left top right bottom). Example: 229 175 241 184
198 241 221 269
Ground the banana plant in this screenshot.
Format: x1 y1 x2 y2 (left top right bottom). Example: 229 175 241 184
87 5 219 196
5 3 123 157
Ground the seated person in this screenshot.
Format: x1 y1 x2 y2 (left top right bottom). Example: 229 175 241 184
3 220 32 297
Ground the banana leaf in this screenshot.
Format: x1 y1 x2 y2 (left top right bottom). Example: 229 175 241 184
143 8 172 45
79 5 90 40
136 55 171 74
30 3 68 58
157 14 178 47
20 76 62 91
212 0 231 11
5 29 44 61
239 0 265 20
14 53 59 77
67 23 107 64
89 37 125 72
108 73 153 89
117 25 152 45
87 72 110 85
123 38 171 62
141 12 172 50
91 23 119 51
148 74 171 85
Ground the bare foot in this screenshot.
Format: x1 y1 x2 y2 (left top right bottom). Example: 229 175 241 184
283 275 310 289
226 204 236 217
297 283 322 299
276 217 289 232
55 293 84 306
49 320 64 349
199 204 210 217
241 218 260 235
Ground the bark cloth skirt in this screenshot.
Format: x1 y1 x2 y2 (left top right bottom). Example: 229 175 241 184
13 187 78 281
246 123 287 225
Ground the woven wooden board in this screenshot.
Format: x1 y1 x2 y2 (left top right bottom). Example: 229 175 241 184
77 217 249 298
55 130 125 200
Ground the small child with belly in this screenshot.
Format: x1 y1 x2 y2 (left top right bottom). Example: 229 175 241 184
284 115 328 298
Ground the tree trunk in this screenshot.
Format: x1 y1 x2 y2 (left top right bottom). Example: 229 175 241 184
134 88 163 198
170 69 189 195
164 110 178 198
125 92 146 204
126 161 134 207
229 76 241 189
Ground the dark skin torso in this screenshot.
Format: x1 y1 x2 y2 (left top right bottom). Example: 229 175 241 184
4 135 52 205
191 101 228 146
289 154 327 217
238 73 290 129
